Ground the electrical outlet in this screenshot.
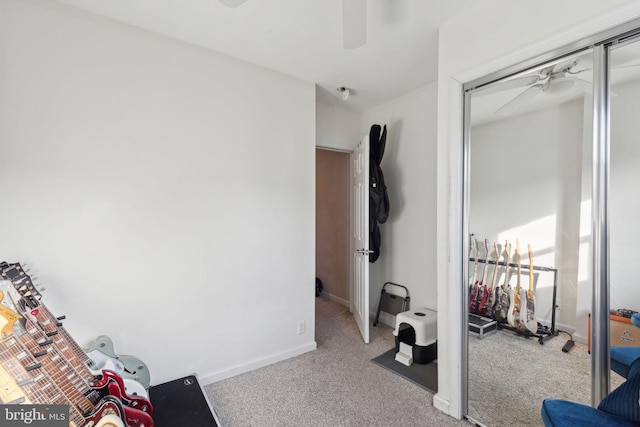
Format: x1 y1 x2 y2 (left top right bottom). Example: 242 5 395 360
297 320 306 335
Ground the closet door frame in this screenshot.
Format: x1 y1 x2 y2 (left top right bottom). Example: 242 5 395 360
460 19 640 416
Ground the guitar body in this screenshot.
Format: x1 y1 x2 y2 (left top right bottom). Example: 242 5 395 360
470 239 489 315
492 285 510 322
91 369 153 415
96 414 126 427
520 244 538 333
476 284 490 317
480 283 496 319
469 283 484 315
492 241 511 322
519 288 537 333
469 281 478 309
82 396 129 427
87 335 151 389
87 350 150 399
507 286 521 328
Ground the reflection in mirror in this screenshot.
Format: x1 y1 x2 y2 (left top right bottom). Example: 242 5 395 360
465 48 624 426
609 39 640 370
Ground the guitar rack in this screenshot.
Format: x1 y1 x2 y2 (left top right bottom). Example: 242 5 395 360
469 257 558 344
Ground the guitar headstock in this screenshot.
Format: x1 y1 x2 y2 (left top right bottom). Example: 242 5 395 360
475 238 482 258
515 239 520 259
470 236 477 255
494 242 500 261
0 263 42 308
503 240 511 261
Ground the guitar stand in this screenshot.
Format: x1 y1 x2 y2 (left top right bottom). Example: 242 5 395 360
497 322 558 344
470 257 559 345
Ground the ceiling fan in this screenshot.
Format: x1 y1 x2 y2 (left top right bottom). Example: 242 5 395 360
218 0 368 49
491 59 593 116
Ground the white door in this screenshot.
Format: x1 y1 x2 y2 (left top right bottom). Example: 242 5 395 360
351 136 370 343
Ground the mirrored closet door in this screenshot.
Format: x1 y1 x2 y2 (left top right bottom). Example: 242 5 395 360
463 28 640 426
464 49 600 426
609 37 640 375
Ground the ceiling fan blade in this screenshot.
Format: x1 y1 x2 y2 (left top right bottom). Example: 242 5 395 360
571 77 593 94
219 0 248 8
474 74 543 97
343 0 367 49
496 85 542 116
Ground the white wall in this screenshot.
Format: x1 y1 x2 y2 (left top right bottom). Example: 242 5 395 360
435 0 640 419
0 0 316 386
469 99 585 334
361 83 439 324
316 101 361 152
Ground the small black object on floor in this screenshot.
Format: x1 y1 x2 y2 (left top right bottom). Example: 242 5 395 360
371 348 438 393
562 339 575 353
149 375 219 427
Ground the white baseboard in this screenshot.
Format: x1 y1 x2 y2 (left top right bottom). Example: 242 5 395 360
573 332 588 345
433 394 450 415
324 292 349 307
199 341 317 385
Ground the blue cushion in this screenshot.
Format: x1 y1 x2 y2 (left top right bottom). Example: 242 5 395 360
611 346 640 378
632 313 640 328
598 370 640 423
542 399 638 427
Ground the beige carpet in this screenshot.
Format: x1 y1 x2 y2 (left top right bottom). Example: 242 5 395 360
204 297 469 427
204 297 623 426
468 327 625 426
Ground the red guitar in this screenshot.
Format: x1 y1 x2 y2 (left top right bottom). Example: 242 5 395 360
468 238 480 309
479 242 501 318
470 239 489 315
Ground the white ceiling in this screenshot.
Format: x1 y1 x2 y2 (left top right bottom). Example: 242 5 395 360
55 0 477 112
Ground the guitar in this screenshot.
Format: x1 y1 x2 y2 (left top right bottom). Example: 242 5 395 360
479 242 501 319
470 239 489 315
492 241 511 322
0 262 150 400
0 289 130 427
0 278 154 427
0 350 124 427
468 238 480 307
507 239 522 329
86 335 151 389
519 244 537 333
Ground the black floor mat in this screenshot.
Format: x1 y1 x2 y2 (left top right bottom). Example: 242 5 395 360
149 375 219 427
371 348 438 393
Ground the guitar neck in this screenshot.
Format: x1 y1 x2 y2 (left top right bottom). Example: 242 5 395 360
0 334 88 427
515 240 521 292
528 244 534 297
0 358 32 405
501 242 511 289
30 300 97 372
